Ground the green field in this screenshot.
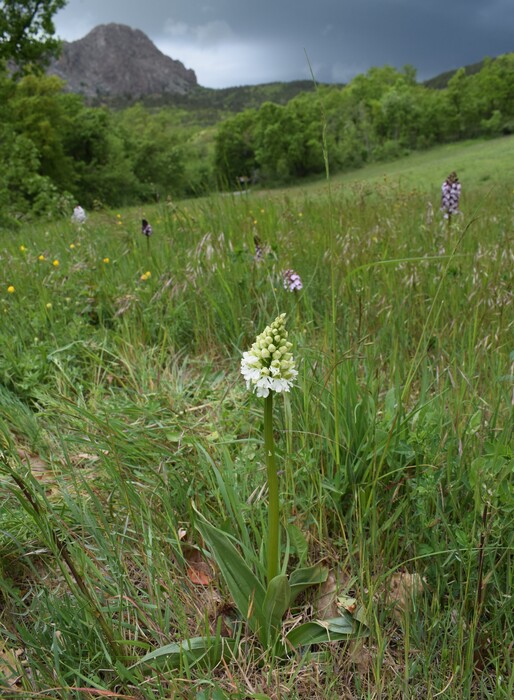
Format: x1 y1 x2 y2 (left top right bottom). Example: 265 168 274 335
275 134 514 195
0 138 512 699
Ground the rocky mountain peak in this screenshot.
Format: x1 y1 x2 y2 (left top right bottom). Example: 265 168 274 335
48 23 197 99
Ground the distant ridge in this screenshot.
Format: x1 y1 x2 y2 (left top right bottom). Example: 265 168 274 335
48 24 506 110
48 23 197 99
423 58 494 89
47 24 336 112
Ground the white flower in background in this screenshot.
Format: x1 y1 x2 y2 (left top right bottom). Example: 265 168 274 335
282 269 303 292
71 205 87 224
241 313 297 397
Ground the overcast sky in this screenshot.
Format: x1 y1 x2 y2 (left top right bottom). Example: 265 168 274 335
53 0 514 89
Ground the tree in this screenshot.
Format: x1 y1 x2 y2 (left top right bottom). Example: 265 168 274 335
0 0 67 70
9 73 76 189
214 109 258 187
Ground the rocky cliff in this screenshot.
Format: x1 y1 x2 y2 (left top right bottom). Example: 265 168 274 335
48 23 197 99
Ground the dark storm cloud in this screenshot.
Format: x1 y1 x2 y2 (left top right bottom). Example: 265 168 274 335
54 0 514 87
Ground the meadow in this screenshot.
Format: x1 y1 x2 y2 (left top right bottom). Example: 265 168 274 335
0 136 512 699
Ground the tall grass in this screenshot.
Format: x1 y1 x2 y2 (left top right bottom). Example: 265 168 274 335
0 148 512 698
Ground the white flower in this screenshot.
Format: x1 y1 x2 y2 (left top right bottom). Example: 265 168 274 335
241 313 297 396
72 205 87 224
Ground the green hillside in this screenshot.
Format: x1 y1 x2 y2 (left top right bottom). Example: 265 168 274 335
135 80 336 114
2 51 514 225
278 134 514 197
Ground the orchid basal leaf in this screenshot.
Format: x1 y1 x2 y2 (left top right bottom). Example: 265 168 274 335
194 513 267 637
288 564 329 605
133 636 236 669
262 574 291 643
285 614 365 649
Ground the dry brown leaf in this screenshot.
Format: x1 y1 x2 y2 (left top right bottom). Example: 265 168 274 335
183 546 214 586
10 447 99 501
0 641 23 689
382 571 425 621
338 594 358 614
67 689 137 698
314 570 339 620
76 452 99 461
16 448 48 475
187 562 213 586
347 638 374 674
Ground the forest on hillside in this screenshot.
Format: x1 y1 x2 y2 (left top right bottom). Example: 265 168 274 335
1 2 514 227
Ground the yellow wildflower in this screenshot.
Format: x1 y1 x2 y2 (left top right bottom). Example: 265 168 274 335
70 243 75 249
103 257 110 264
38 255 45 261
20 245 27 252
53 260 59 267
7 285 15 293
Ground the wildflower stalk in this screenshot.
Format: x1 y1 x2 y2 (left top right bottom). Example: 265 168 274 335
306 52 340 473
241 314 297 583
264 393 280 583
142 219 152 253
441 171 462 245
195 315 353 654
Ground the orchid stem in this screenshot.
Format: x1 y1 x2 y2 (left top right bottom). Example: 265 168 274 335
264 393 280 584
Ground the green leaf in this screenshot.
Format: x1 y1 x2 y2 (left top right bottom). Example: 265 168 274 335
195 512 267 637
285 615 360 649
263 574 291 641
193 442 255 554
466 409 482 436
289 564 328 605
196 688 231 700
286 523 309 563
133 636 235 668
384 387 398 423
